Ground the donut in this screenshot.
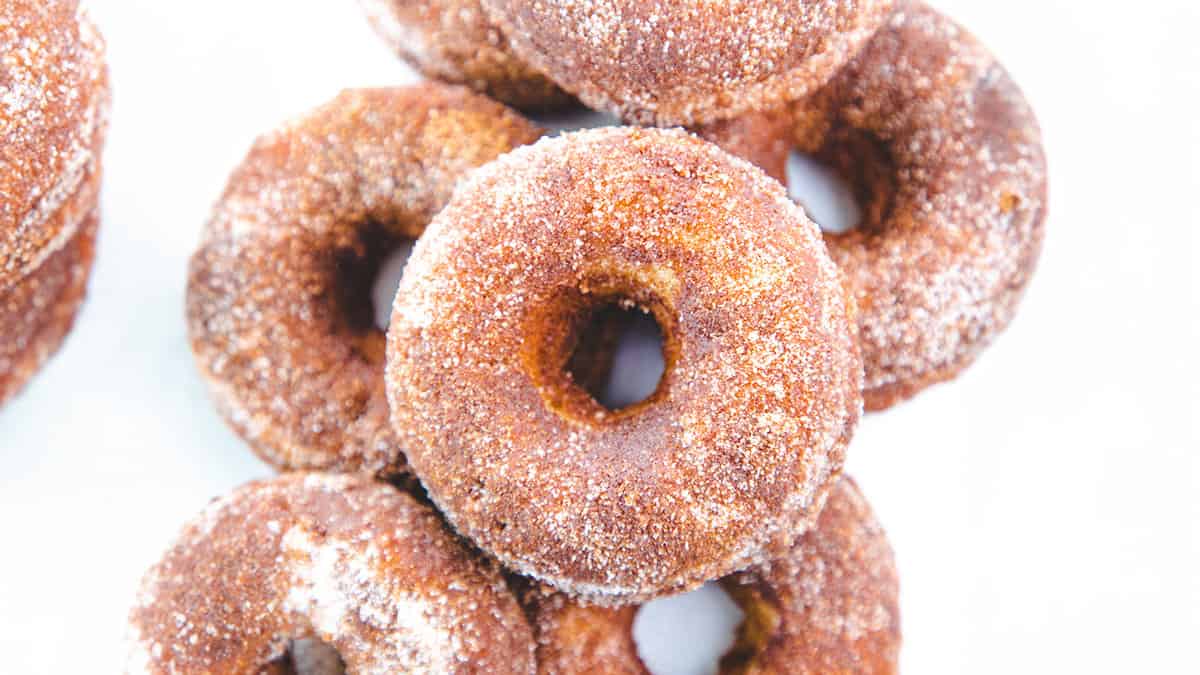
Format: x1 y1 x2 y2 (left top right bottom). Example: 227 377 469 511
187 84 542 475
386 127 863 604
125 473 537 674
358 0 572 110
0 0 109 403
515 477 900 674
697 1 1049 410
481 0 895 126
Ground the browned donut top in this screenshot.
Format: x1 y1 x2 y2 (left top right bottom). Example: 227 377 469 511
387 127 862 603
721 476 900 674
187 85 542 475
126 473 537 675
358 0 572 110
483 0 894 126
1 0 108 286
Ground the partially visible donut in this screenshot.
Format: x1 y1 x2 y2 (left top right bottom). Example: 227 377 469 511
698 1 1049 410
515 476 900 674
482 0 895 126
187 85 542 475
358 0 572 110
0 0 109 403
125 473 537 674
386 127 863 604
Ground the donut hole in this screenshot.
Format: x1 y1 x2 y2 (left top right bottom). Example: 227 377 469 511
633 583 744 675
328 223 419 350
788 129 897 238
524 279 678 426
263 638 345 675
370 238 416 331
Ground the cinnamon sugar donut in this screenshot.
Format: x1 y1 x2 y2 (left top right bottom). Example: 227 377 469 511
482 0 894 126
187 85 542 475
358 0 571 110
0 0 109 403
699 1 1048 410
514 477 899 674
386 127 863 604
126 473 537 674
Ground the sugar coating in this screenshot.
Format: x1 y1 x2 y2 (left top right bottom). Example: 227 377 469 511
186 85 543 475
1 0 109 285
358 0 572 110
720 476 900 673
125 473 537 674
511 576 644 674
386 127 863 605
482 0 894 126
697 1 1049 410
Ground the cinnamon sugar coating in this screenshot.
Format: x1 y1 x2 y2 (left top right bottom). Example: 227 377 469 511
1 0 109 286
720 476 900 674
358 0 572 110
386 127 863 604
482 0 894 126
126 473 537 675
0 208 98 405
187 85 542 475
700 1 1049 410
513 476 899 674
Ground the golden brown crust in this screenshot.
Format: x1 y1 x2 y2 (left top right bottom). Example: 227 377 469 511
483 0 894 126
186 85 542 476
358 0 573 110
1 1 108 286
699 2 1049 411
386 127 862 604
720 477 900 674
126 473 537 674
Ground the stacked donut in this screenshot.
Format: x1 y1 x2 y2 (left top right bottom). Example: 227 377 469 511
0 0 109 406
132 0 1046 672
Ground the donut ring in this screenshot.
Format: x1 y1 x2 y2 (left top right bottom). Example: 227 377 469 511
187 85 542 475
125 473 537 674
0 0 108 403
698 1 1049 410
1 0 108 283
482 0 895 126
386 127 863 604
518 477 899 674
358 0 572 110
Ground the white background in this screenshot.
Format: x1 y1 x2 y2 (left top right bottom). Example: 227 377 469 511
1 1 1197 673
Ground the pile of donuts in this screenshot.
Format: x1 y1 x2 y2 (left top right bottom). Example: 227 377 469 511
0 0 108 406
129 0 1046 672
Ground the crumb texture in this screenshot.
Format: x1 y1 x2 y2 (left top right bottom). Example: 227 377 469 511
126 473 537 675
386 127 862 604
187 84 542 475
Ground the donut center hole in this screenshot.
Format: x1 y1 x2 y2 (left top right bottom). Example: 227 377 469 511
370 239 416 331
524 281 678 426
786 150 861 234
333 224 410 338
566 302 666 410
263 638 345 675
633 583 745 675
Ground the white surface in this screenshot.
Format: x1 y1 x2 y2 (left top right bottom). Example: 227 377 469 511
1 1 1197 673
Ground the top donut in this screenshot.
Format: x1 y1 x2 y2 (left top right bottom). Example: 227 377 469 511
1 0 108 286
482 0 895 126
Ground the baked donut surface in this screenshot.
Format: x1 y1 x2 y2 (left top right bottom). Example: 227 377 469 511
358 0 572 110
126 473 537 675
187 85 542 475
386 127 862 604
482 0 894 126
0 0 108 286
698 1 1048 410
515 476 899 674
